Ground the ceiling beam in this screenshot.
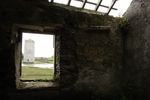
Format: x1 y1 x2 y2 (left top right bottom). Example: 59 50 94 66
82 0 87 8
50 0 117 12
107 0 117 15
82 1 118 11
86 1 97 5
68 0 72 5
100 5 117 10
95 0 103 11
74 0 84 2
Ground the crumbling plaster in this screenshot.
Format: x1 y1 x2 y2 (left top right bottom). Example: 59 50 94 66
0 0 124 100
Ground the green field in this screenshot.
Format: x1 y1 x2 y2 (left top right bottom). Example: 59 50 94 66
21 66 54 81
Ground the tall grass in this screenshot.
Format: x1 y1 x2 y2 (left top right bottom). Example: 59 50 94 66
21 66 54 81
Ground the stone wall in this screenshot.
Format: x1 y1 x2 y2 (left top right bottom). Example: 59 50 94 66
124 0 150 100
0 0 123 99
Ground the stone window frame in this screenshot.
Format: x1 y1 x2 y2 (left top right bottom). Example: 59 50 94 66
12 24 60 89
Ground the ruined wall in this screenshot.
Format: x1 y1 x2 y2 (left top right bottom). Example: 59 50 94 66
124 0 150 100
60 24 123 100
74 28 122 99
0 0 123 99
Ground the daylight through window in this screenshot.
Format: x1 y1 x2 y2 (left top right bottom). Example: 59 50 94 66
20 32 55 88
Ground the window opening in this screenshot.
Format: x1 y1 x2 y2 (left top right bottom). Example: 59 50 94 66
19 32 55 89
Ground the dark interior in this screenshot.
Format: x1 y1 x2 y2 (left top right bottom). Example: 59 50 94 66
1 0 150 100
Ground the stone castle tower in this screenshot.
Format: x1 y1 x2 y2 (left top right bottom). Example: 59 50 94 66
23 39 35 64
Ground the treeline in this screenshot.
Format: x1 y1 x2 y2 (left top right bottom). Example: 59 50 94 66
35 56 54 64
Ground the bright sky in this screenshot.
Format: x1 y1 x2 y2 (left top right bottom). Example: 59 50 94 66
49 0 133 17
109 0 133 17
22 32 54 57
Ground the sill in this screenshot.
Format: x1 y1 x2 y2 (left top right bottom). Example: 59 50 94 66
18 80 59 90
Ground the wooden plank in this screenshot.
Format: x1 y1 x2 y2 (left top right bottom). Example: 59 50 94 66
86 1 97 5
100 5 117 10
74 0 84 2
88 26 111 30
82 0 87 8
107 0 118 15
81 26 111 32
84 26 111 33
95 0 103 11
68 0 72 6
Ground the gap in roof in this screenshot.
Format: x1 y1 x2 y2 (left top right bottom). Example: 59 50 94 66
101 0 112 7
70 0 83 8
109 10 119 17
49 0 133 17
84 3 96 10
97 6 108 13
53 0 69 5
87 0 99 4
111 0 133 17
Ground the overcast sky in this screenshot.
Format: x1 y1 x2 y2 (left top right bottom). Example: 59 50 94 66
22 32 54 57
111 0 133 17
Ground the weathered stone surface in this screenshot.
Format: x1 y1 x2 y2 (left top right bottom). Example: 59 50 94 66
124 0 150 100
0 0 123 99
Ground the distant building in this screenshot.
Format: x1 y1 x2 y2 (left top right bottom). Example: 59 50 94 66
23 39 35 64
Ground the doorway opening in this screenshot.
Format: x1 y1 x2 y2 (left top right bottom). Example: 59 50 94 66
19 32 55 89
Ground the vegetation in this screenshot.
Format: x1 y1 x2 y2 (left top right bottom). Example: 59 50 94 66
21 66 54 81
34 56 54 64
118 18 129 33
48 56 54 63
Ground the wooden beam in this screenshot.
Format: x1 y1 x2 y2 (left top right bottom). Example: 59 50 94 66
82 0 87 8
74 0 84 2
86 1 97 5
84 26 111 32
89 26 111 30
68 0 72 6
83 1 117 10
95 0 103 11
50 0 117 12
107 0 118 15
100 5 117 10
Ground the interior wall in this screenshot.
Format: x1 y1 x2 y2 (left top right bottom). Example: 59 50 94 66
124 0 150 100
60 26 123 100
0 0 123 99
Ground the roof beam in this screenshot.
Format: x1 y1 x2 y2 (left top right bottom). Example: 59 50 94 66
68 0 72 5
75 0 117 11
74 0 84 2
82 0 87 8
83 2 118 10
107 0 117 15
100 5 117 10
86 1 97 5
50 0 117 12
95 0 103 11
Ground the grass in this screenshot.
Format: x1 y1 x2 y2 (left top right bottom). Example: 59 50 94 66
21 66 54 81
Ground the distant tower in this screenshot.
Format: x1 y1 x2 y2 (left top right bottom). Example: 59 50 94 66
23 39 35 64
